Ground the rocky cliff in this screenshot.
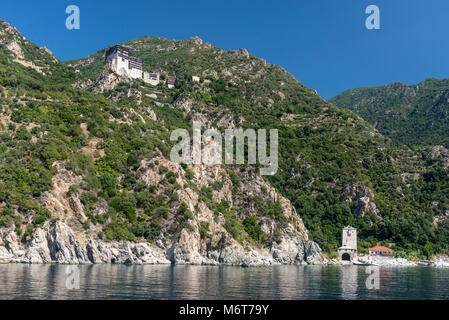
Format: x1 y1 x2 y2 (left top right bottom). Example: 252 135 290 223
0 21 326 265
0 158 324 266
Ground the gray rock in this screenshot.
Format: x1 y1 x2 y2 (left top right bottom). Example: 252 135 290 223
343 183 381 218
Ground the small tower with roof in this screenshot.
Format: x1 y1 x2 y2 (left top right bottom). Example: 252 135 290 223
337 226 358 261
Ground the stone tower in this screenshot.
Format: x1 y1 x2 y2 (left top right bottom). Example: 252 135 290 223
342 226 357 250
337 226 358 261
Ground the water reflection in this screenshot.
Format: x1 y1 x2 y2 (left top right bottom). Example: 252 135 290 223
340 266 358 300
0 264 448 300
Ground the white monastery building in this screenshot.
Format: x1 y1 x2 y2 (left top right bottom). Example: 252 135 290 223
166 76 176 88
105 45 166 86
143 72 160 86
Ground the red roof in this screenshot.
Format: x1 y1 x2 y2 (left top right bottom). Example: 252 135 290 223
369 246 393 251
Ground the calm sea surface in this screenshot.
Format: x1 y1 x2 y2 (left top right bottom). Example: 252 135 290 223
0 264 448 300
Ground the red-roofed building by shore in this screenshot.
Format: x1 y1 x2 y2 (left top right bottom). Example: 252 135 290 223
369 246 395 256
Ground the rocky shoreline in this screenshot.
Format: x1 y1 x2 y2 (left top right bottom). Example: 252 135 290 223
0 220 325 267
326 255 449 268
2 221 449 268
0 157 333 267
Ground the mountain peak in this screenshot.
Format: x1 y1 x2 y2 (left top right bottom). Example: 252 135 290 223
228 48 251 59
189 36 203 45
0 17 58 74
330 77 449 147
0 18 25 42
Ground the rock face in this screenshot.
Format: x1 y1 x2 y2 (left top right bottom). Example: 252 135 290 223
0 221 170 264
173 94 194 115
428 145 449 169
93 66 130 93
343 183 381 218
433 210 449 227
0 156 325 266
0 219 323 265
137 157 325 266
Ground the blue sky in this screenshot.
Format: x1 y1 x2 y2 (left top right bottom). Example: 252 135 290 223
1 0 449 99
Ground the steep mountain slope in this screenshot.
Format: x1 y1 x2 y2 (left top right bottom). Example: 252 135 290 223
329 79 449 148
0 18 448 263
66 36 449 257
0 19 325 265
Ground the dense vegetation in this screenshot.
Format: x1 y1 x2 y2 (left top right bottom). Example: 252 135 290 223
1 18 449 259
329 79 449 148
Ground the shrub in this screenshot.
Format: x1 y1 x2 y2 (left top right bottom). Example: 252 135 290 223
199 221 210 239
184 168 194 180
243 216 265 243
224 217 243 241
176 203 194 225
104 217 136 241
